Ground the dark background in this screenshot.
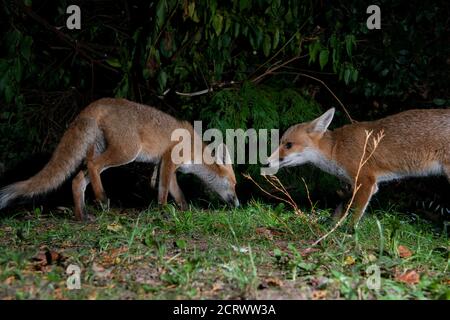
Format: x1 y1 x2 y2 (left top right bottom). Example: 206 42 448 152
0 0 449 219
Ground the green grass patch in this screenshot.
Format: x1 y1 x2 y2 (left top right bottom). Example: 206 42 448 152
0 203 448 300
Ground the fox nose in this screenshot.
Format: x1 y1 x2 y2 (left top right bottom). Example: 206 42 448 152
264 157 283 168
227 194 240 207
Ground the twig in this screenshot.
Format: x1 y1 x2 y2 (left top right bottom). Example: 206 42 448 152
248 32 299 79
173 81 238 97
271 71 354 123
307 130 384 248
249 12 315 80
243 174 320 237
16 1 118 73
174 88 212 97
301 177 316 216
153 0 180 47
267 176 299 213
249 53 354 124
244 130 383 251
296 72 354 124
250 56 302 84
243 174 297 209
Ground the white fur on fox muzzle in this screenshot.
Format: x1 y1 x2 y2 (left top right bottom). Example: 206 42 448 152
269 159 279 167
272 153 303 169
260 158 281 175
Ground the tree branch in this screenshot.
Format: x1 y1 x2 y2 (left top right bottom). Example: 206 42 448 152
16 1 118 73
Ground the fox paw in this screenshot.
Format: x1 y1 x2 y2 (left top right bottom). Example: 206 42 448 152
84 213 96 223
95 198 110 212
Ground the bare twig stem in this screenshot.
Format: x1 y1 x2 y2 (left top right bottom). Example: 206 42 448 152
308 130 384 248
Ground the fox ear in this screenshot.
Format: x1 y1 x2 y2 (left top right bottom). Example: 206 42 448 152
310 108 335 133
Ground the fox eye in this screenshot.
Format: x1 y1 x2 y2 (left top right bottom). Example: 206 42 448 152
285 142 293 149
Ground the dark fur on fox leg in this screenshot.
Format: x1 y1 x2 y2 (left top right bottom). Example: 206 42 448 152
83 212 96 222
76 207 96 223
330 202 356 234
329 184 352 222
94 197 110 212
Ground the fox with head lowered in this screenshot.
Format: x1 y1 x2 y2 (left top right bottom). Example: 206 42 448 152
0 98 239 220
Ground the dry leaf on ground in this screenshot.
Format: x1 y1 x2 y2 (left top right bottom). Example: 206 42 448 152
398 245 413 258
395 270 420 284
31 247 65 270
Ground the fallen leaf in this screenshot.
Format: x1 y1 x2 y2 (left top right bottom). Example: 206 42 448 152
395 270 420 284
344 255 356 265
309 276 329 288
33 252 47 266
212 282 224 292
258 277 283 290
49 250 61 262
92 262 113 279
266 277 283 287
134 268 162 286
362 253 377 264
88 291 98 300
212 222 226 230
53 287 65 300
31 248 65 270
107 222 123 232
256 227 273 240
398 245 413 258
312 290 328 300
300 247 320 256
100 246 128 266
4 276 15 285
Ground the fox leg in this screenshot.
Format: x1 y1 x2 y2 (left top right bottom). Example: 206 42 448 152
84 145 106 203
72 170 90 221
332 183 352 221
351 176 378 228
87 145 141 205
158 152 176 206
169 173 188 210
87 159 107 204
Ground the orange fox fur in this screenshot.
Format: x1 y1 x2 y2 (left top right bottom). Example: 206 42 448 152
0 98 238 220
268 108 450 226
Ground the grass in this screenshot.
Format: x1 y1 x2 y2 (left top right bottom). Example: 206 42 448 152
0 202 448 300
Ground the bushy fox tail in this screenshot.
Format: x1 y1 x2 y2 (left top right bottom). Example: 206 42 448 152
0 117 100 209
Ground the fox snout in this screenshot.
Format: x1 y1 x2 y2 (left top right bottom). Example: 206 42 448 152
259 150 284 176
226 194 240 207
265 149 283 169
266 157 284 167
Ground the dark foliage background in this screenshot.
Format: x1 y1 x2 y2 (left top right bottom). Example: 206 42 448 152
0 0 449 210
